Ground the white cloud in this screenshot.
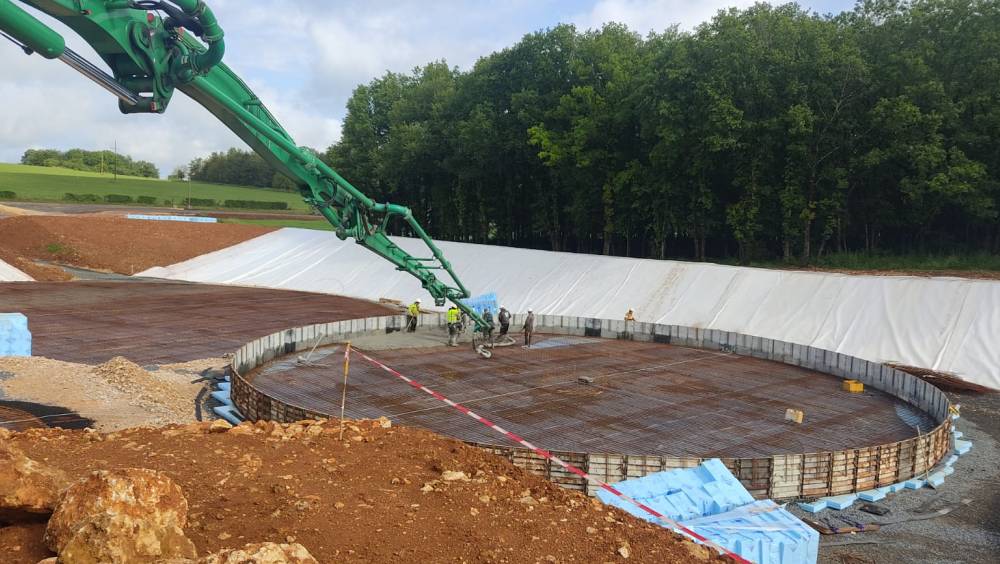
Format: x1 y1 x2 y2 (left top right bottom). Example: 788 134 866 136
0 0 535 175
573 0 759 33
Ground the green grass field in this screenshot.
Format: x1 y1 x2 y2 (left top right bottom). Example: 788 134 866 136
0 163 307 210
219 218 334 231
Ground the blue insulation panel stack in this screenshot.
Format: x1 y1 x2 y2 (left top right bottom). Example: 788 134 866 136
126 214 218 223
596 459 818 564
0 313 31 357
459 292 499 316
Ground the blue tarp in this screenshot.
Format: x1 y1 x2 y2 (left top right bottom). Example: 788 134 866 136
126 214 217 223
0 313 31 357
459 292 498 316
596 459 818 564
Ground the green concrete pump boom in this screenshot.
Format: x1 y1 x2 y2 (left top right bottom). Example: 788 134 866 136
0 0 489 332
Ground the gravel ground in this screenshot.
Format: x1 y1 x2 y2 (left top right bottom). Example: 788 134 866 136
791 390 1000 564
0 356 225 431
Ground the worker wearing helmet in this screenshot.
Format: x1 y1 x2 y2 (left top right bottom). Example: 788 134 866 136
522 308 535 348
406 299 421 332
482 306 495 344
497 305 511 338
446 304 461 346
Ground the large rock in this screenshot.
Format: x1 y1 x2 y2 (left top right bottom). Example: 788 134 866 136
45 468 196 562
0 442 69 522
154 543 319 564
198 543 319 564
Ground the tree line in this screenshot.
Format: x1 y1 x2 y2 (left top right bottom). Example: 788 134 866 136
21 148 158 179
197 0 1000 263
176 148 296 191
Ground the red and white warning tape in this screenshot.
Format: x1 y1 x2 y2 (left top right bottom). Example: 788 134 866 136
352 349 751 563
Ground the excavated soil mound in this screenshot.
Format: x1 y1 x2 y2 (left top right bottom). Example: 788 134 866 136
1 420 718 564
0 215 273 280
0 356 219 431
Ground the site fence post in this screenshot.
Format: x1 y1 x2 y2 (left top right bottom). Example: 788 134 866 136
339 341 351 440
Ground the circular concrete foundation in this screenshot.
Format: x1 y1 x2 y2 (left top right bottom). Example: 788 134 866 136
249 334 933 459
229 314 953 500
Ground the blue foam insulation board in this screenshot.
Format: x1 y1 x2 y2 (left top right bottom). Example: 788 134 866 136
209 375 243 424
0 313 31 357
822 495 858 510
955 440 972 455
797 500 827 513
926 471 946 488
596 459 818 564
210 390 233 405
212 405 243 425
127 214 217 223
684 500 819 564
459 292 498 316
857 489 886 502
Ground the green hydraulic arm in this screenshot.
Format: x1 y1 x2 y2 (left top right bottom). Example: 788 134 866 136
0 0 491 336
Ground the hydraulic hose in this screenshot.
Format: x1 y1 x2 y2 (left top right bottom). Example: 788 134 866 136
165 0 224 80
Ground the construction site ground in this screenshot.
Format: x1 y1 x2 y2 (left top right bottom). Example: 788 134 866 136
802 389 1000 564
0 281 391 364
2 420 722 563
0 210 998 563
0 215 274 280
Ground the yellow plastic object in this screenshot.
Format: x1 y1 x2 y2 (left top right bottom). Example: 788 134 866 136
784 408 804 424
842 379 864 393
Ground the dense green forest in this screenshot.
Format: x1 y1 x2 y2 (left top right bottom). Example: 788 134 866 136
21 148 158 178
197 0 1000 263
182 148 297 190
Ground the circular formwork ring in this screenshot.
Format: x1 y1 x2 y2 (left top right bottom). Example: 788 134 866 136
227 312 954 501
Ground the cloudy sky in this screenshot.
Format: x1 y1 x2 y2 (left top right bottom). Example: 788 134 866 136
0 0 853 176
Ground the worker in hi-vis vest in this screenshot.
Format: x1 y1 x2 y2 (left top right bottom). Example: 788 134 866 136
446 305 461 346
406 299 421 332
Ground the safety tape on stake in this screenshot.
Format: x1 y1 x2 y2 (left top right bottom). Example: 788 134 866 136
351 349 751 564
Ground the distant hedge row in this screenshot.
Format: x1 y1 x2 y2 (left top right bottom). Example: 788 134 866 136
182 197 288 210
182 197 216 208
222 199 288 210
63 193 102 203
0 191 16 199
61 193 289 210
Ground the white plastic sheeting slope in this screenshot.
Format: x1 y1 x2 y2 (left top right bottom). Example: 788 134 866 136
139 228 1000 389
0 258 32 282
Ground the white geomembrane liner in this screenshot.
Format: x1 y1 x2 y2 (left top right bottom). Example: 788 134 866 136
0 257 32 282
139 228 1000 389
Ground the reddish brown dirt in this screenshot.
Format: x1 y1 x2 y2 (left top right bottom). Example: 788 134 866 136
0 215 274 280
0 281 393 365
2 421 717 564
0 250 69 281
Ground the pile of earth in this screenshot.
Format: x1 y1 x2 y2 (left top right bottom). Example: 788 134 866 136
0 215 273 281
0 356 221 431
0 419 719 563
